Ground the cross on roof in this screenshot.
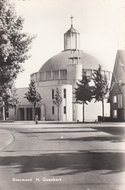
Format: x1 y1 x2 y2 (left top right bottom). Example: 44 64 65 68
70 16 74 26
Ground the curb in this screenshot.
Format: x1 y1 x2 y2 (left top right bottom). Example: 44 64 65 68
0 130 14 151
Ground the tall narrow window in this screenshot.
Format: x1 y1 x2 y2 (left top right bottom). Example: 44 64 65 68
52 89 54 99
113 110 117 118
118 94 123 108
113 95 117 103
60 69 67 79
64 89 66 99
52 106 54 114
53 70 59 80
64 106 66 114
46 71 51 80
40 72 45 81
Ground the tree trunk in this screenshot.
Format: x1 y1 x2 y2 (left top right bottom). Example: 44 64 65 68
83 101 85 123
14 105 16 115
34 103 36 121
2 101 5 121
102 99 104 121
5 105 6 120
58 105 59 121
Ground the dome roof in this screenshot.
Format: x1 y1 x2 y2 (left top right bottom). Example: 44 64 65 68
65 26 79 34
39 50 103 72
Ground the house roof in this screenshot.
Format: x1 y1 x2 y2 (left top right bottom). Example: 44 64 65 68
108 49 125 101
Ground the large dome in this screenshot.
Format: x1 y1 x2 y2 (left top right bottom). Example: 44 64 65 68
39 50 103 72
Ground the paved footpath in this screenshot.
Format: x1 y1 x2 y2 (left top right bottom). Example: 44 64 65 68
0 121 125 128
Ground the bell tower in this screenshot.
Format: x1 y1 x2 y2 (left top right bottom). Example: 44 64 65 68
64 17 80 51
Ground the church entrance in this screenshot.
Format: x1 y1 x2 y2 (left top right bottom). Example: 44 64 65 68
117 108 124 122
19 108 25 121
17 106 42 121
26 108 33 120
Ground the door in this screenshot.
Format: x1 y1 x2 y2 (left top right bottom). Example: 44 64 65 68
19 108 24 120
117 108 124 122
26 108 33 120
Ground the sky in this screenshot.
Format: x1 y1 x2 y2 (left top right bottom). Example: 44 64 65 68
11 0 125 88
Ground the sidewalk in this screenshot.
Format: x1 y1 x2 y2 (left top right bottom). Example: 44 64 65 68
0 120 125 128
0 130 14 151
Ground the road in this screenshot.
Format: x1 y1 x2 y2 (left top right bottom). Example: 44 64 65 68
0 122 125 190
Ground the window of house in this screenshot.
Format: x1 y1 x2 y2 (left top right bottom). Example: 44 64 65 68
113 110 117 118
60 69 67 79
113 95 117 103
64 89 66 99
0 97 3 105
64 106 66 114
52 89 54 99
46 71 51 80
118 94 123 108
53 70 59 80
52 106 54 114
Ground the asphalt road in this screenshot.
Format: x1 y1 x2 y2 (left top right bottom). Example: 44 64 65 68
0 123 125 190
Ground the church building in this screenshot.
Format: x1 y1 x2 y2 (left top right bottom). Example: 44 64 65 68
8 18 111 122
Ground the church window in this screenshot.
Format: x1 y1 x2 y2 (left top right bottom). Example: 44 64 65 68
64 89 66 98
46 71 51 80
52 89 54 99
40 72 45 81
118 94 123 108
64 106 66 114
113 95 117 103
52 106 54 114
53 70 59 80
60 69 67 79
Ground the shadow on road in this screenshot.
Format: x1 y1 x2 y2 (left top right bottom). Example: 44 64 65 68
50 136 125 143
19 130 97 134
0 151 125 175
93 127 125 136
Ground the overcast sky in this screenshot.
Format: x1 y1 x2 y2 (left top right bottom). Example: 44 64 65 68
12 0 125 88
